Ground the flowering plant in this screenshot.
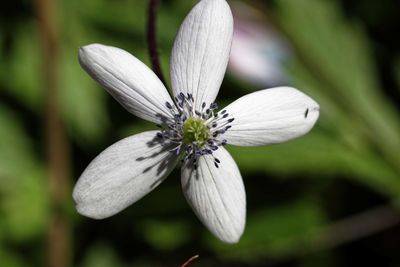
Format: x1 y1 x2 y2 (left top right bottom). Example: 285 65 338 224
73 0 319 243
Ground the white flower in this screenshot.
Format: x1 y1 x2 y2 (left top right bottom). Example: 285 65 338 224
73 0 319 244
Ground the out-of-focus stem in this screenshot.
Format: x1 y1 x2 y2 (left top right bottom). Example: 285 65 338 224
147 0 167 86
180 255 199 267
35 0 71 267
308 203 400 252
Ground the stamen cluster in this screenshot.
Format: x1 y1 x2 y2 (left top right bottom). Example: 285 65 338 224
156 92 234 169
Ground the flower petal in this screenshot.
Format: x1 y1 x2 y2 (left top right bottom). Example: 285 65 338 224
79 44 174 124
73 131 179 219
170 0 233 109
181 147 246 243
222 87 320 146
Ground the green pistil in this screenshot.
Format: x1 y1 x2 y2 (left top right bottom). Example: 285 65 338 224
182 117 211 147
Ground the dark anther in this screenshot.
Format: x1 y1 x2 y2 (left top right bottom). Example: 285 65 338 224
202 102 206 109
225 125 231 130
222 113 229 118
228 118 235 123
214 158 220 163
212 123 217 128
221 139 227 145
156 132 163 138
214 162 219 168
221 110 227 114
195 110 201 116
304 108 309 118
210 103 218 110
206 109 210 114
166 102 172 109
179 92 185 99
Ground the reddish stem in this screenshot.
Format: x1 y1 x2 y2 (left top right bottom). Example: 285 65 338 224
180 255 200 267
147 0 167 86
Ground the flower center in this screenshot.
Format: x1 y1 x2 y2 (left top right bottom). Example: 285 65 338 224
156 92 234 169
182 117 210 146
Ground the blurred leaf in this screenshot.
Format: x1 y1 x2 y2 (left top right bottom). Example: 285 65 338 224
275 0 400 170
0 248 29 267
140 219 191 251
0 105 49 241
1 169 49 242
0 104 38 181
0 24 43 111
208 199 327 262
59 47 109 146
228 130 400 198
79 243 127 267
119 121 157 138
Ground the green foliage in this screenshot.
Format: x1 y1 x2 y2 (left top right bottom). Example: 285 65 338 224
208 199 327 262
140 219 191 251
0 25 43 111
79 243 127 267
59 48 110 146
0 105 37 179
0 105 49 241
240 0 400 198
0 248 29 267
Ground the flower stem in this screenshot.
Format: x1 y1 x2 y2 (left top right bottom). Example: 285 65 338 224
180 255 200 267
147 0 167 86
35 0 72 266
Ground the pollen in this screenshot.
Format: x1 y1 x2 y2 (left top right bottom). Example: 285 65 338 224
156 92 234 168
182 117 211 146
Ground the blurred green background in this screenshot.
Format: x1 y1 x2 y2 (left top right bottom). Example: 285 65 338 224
0 0 399 266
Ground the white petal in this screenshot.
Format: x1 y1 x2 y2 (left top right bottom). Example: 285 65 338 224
73 131 179 219
181 147 246 243
170 0 233 109
222 87 320 146
79 44 174 124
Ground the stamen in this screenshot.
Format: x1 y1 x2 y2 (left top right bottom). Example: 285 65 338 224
210 103 218 110
155 92 234 169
